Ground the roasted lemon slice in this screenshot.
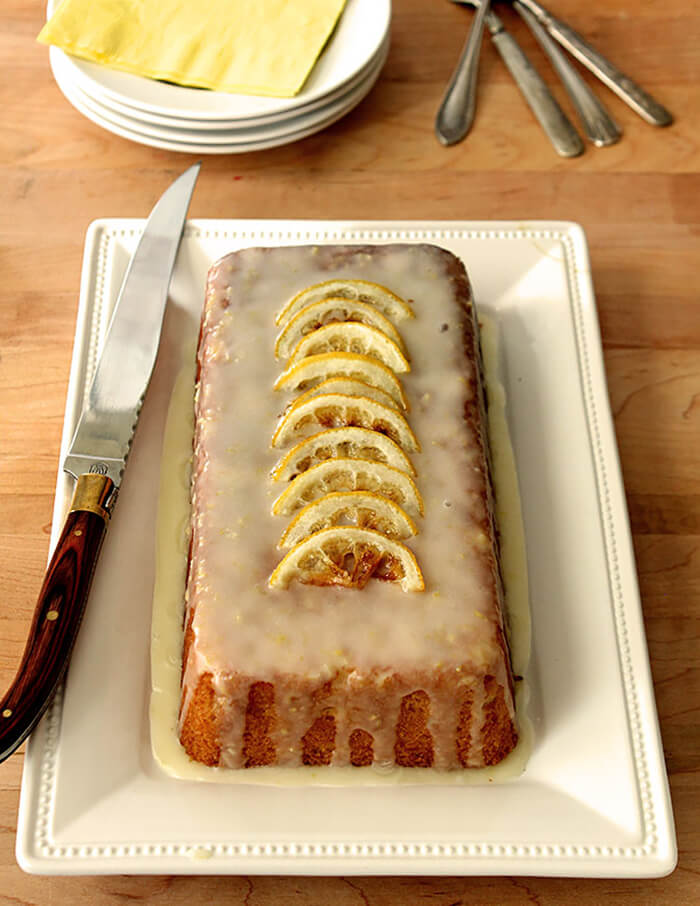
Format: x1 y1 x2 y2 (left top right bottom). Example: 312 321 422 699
276 279 415 328
287 323 409 373
272 458 424 517
271 426 416 482
274 297 406 360
271 393 420 452
294 377 401 412
278 491 418 549
274 352 408 410
269 526 424 592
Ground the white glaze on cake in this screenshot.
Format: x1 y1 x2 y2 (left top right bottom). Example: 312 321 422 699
179 244 519 770
150 309 531 785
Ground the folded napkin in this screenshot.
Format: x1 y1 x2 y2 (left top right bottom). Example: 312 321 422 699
38 0 347 97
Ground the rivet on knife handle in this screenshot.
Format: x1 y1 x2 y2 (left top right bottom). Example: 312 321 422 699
489 16 584 158
0 474 113 762
515 0 673 126
514 1 621 147
435 0 492 145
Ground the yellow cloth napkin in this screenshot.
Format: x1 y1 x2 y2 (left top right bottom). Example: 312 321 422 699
38 0 347 97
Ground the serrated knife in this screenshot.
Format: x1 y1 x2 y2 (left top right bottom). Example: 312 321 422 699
0 163 200 763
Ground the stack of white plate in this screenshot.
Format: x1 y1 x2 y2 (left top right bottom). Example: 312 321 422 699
47 0 390 154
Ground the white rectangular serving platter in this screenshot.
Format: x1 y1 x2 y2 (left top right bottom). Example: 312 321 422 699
16 220 676 876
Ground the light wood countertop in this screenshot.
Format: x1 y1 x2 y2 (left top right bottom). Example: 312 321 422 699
1 0 698 902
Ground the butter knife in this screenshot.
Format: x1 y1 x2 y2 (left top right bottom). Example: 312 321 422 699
514 0 673 126
483 8 584 157
0 163 200 763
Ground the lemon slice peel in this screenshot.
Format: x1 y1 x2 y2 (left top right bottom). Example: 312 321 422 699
269 526 424 592
272 457 424 518
274 297 406 360
271 393 420 453
276 279 415 328
271 425 416 482
293 377 402 412
287 322 410 374
278 490 418 549
274 352 409 410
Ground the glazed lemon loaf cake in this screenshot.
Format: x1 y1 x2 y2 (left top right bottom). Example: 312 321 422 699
179 243 518 770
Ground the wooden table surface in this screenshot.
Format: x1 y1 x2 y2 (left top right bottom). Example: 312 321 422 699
1 0 698 902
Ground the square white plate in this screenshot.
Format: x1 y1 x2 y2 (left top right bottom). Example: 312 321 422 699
16 220 676 876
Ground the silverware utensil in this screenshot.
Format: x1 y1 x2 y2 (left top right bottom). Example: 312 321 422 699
513 0 672 126
0 164 200 763
435 0 492 145
452 0 622 150
513 1 621 146
483 7 584 157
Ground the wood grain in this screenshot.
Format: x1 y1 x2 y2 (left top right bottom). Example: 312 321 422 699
0 504 108 762
0 0 698 901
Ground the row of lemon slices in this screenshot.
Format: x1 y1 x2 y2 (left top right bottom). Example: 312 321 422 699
267 279 426 592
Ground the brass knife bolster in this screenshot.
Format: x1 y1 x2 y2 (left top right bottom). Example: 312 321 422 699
68 473 115 522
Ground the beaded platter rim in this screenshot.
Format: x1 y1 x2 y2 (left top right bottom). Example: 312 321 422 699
17 220 675 876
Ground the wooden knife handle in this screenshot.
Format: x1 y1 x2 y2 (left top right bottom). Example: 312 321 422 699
0 474 114 763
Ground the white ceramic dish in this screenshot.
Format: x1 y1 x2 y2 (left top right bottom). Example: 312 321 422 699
49 41 388 150
50 37 389 132
16 221 676 877
45 0 390 121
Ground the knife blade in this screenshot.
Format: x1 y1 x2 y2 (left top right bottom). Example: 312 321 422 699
0 163 200 763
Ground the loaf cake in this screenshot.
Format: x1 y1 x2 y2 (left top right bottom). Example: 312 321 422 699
179 243 518 771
